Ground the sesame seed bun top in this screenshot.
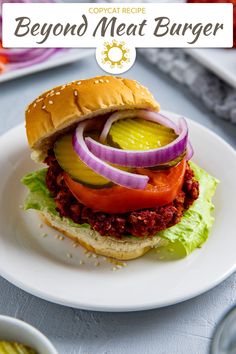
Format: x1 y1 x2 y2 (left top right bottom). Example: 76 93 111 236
25 76 160 155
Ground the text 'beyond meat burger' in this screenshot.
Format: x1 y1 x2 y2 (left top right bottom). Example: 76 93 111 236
22 76 218 261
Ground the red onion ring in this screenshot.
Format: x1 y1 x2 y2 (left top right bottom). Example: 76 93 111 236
0 48 47 62
73 121 149 190
185 141 194 160
8 48 59 69
0 16 2 39
99 110 194 162
86 117 188 168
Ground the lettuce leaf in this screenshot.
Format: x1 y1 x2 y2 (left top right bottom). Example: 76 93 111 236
21 162 218 258
21 169 90 228
157 162 219 258
22 169 57 215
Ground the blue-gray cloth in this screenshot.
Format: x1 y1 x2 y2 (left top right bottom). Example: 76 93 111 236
138 48 236 124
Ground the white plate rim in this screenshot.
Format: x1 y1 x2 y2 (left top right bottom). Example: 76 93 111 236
0 113 235 312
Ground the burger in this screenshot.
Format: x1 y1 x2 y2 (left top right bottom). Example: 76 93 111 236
22 76 218 261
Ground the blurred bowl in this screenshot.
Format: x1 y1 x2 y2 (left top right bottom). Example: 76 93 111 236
211 305 236 354
0 315 57 354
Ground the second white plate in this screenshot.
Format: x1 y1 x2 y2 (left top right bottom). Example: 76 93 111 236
0 112 236 312
0 49 93 84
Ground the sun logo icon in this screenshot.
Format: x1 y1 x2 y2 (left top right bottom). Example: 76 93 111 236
96 40 136 74
102 40 130 69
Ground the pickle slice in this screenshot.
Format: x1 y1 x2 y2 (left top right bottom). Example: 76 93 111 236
54 135 112 188
108 118 177 151
0 341 37 354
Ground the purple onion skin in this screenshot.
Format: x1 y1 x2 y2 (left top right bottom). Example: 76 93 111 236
186 141 194 161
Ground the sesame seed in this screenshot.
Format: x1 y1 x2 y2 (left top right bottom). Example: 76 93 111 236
33 103 36 108
66 83 72 86
77 81 81 85
105 79 109 83
136 84 140 88
74 90 78 97
94 261 100 267
99 79 104 83
36 98 43 102
123 263 127 267
28 109 30 113
116 265 122 269
49 93 54 97
61 85 66 90
50 90 54 93
42 105 46 109
112 267 117 271
41 233 47 238
73 243 78 248
46 93 50 97
55 92 60 95
141 92 145 96
102 257 107 261
79 260 84 265
49 100 53 105
38 223 43 228
92 254 98 258
94 80 99 84
59 236 64 241
66 253 72 259
86 253 92 258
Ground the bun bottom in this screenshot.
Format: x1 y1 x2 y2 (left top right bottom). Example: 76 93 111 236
40 211 167 260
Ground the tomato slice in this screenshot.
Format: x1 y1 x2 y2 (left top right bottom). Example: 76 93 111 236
64 160 186 214
0 41 8 74
0 41 8 65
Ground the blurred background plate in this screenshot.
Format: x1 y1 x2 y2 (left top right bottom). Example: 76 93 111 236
0 48 93 84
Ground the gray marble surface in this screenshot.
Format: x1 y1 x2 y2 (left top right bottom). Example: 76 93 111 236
0 53 236 354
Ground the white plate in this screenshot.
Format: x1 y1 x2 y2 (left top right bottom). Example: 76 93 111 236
185 48 236 89
0 112 236 312
0 49 93 83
